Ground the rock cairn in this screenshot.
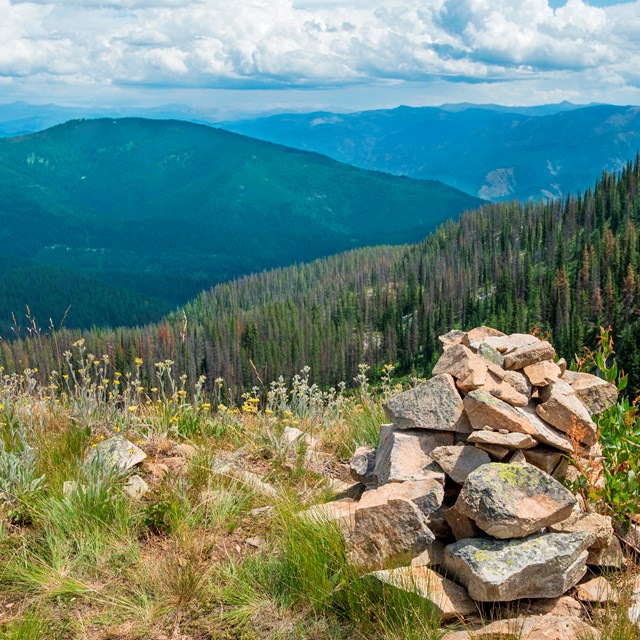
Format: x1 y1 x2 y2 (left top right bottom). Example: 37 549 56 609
329 326 623 637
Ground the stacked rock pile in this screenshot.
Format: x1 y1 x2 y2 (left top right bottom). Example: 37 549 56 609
317 326 626 637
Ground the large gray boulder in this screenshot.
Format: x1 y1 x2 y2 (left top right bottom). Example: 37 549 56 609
384 374 471 433
374 425 451 484
443 531 594 602
455 462 576 538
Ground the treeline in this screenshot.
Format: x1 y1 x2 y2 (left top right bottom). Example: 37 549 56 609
3 155 640 396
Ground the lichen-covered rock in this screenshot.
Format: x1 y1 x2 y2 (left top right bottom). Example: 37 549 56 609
350 445 377 486
443 531 594 602
562 370 618 415
431 445 491 485
466 431 537 449
455 462 576 538
374 425 450 484
503 341 556 370
368 566 477 621
476 342 504 366
439 329 466 349
350 480 441 568
537 380 597 445
383 374 471 433
87 436 146 471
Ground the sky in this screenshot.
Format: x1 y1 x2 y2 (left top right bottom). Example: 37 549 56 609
1 0 639 116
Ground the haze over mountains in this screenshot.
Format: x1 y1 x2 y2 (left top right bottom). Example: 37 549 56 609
223 103 640 202
0 117 479 332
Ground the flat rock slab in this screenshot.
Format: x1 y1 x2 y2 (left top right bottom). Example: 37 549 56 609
350 481 440 568
431 445 491 485
374 425 451 484
514 403 574 453
443 531 594 602
522 446 566 475
537 381 597 445
463 389 539 436
563 370 618 415
471 369 529 407
384 374 471 433
368 566 477 621
441 614 601 640
503 340 556 370
462 325 506 350
455 462 576 538
467 430 537 449
87 436 147 471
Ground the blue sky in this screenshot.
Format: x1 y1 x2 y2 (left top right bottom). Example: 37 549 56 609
1 0 639 116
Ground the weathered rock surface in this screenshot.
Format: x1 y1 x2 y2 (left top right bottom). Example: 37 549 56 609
514 403 574 453
441 614 601 640
587 536 625 568
439 329 466 349
474 443 510 460
503 341 556 370
576 576 618 604
455 463 576 538
445 502 482 540
432 346 487 392
462 325 506 350
473 369 529 407
463 389 539 436
350 481 441 568
411 539 445 568
87 436 147 471
431 445 491 485
549 506 613 550
524 360 562 387
503 369 533 397
374 425 450 484
383 374 471 433
368 566 477 621
537 381 597 445
483 333 540 355
476 342 504 366
562 370 618 415
443 531 594 601
349 446 377 486
466 430 537 449
522 446 566 475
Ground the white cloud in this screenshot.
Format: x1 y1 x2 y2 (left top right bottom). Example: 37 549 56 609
1 0 639 106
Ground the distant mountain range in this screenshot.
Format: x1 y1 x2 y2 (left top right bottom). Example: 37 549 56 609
222 103 640 201
0 117 479 332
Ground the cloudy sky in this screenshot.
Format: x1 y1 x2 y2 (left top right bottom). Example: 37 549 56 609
1 0 639 115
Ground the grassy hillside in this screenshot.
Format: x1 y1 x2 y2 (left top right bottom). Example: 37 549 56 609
0 118 480 332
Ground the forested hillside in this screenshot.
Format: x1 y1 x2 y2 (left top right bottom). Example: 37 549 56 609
3 157 640 395
0 118 479 331
224 104 640 202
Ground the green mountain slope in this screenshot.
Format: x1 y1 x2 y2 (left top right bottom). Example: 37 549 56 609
0 118 481 331
3 157 640 396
